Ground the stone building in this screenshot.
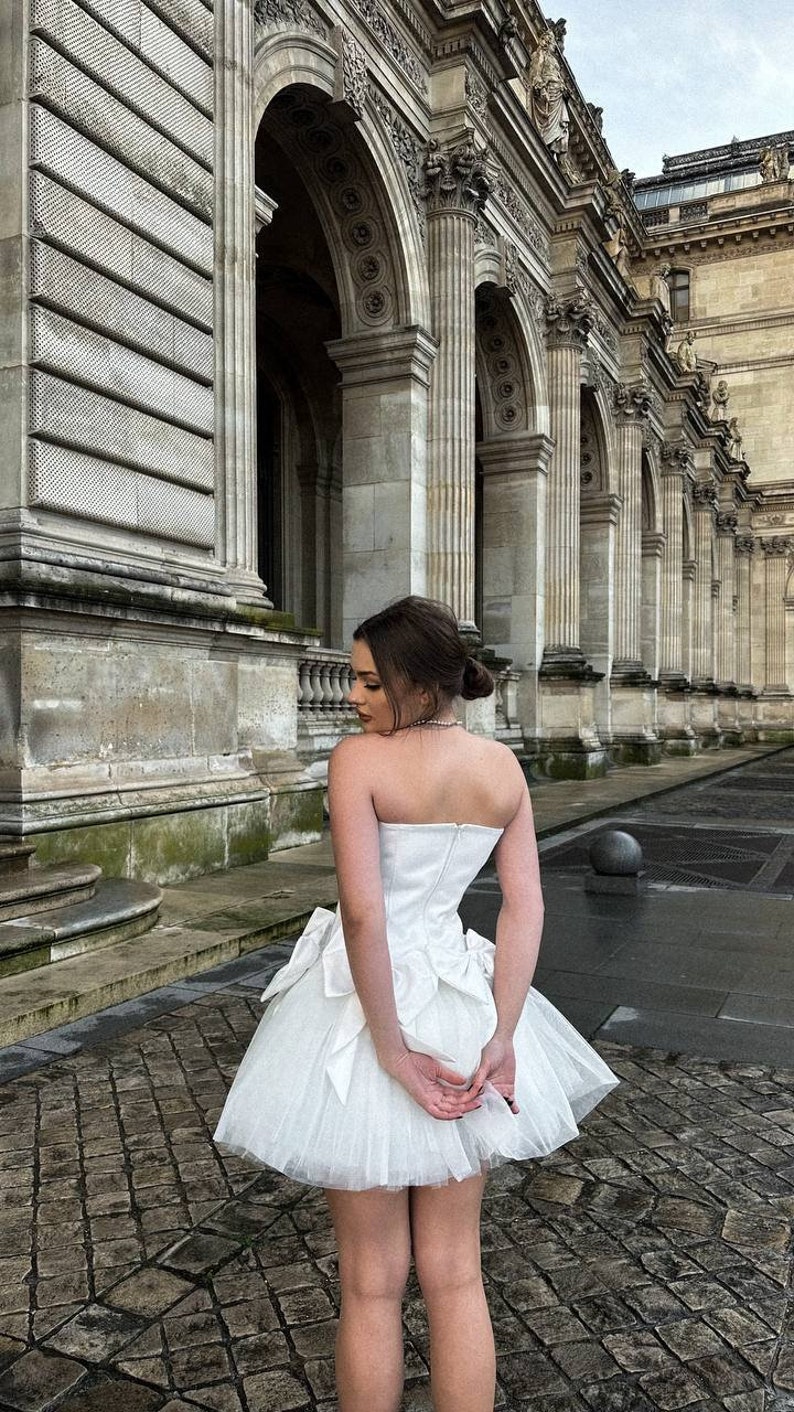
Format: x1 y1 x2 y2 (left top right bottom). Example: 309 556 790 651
1 0 793 886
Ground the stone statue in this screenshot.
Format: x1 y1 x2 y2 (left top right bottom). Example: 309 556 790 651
711 378 730 418
759 143 789 183
727 416 743 460
603 220 632 282
650 262 671 314
550 17 567 51
528 30 570 162
674 329 697 373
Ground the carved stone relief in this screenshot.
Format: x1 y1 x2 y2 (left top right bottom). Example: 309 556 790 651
475 286 528 434
580 397 604 492
423 138 490 217
349 0 427 94
465 68 489 121
369 88 425 239
545 290 593 346
491 168 549 257
253 0 328 40
334 28 368 120
613 380 652 423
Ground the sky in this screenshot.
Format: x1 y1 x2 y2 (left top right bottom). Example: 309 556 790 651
549 1 794 178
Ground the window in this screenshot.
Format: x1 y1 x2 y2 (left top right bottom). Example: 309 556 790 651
669 269 690 323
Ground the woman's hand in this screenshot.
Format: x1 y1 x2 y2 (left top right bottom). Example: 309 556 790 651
382 1049 482 1121
468 1034 519 1114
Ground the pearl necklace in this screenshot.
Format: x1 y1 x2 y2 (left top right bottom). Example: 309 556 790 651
405 716 461 729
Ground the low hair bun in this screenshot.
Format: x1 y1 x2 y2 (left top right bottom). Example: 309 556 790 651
461 655 495 701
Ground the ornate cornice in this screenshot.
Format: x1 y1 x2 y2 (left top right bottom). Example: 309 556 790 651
423 138 490 218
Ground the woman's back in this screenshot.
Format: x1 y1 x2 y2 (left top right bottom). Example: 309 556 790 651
335 728 526 832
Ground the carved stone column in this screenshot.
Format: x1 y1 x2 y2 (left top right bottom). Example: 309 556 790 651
658 444 688 682
762 538 793 693
658 444 696 753
612 382 651 673
691 481 717 686
735 534 755 690
215 0 267 602
543 292 593 664
424 138 489 627
715 512 738 687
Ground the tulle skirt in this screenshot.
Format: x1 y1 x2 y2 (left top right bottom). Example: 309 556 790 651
214 932 618 1190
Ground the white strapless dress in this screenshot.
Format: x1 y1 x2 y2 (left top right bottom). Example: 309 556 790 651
213 823 618 1190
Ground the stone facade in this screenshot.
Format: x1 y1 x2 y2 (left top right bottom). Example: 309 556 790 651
1 0 792 881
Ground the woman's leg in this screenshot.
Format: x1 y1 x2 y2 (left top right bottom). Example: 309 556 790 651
325 1187 411 1412
410 1174 494 1412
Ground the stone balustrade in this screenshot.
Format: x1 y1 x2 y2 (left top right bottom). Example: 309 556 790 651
298 649 357 721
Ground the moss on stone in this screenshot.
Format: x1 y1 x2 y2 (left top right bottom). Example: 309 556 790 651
31 822 131 877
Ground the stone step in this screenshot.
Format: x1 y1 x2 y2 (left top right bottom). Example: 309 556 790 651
0 878 163 978
0 840 37 876
0 888 333 1048
0 863 102 922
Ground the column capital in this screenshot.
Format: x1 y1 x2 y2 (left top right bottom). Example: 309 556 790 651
660 440 693 477
545 290 593 347
716 511 738 536
735 533 756 555
613 379 653 424
761 535 794 556
423 136 490 218
692 479 718 510
327 324 438 387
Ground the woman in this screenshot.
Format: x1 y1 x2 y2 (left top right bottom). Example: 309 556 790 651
214 596 617 1412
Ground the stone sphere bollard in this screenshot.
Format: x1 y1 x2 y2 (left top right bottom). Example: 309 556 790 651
586 830 646 894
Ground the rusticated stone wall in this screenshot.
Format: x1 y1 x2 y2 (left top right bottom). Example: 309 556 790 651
26 0 216 548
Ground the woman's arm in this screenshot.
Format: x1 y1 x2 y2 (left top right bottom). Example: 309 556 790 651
467 768 544 1110
328 738 404 1070
328 739 477 1119
491 782 544 1039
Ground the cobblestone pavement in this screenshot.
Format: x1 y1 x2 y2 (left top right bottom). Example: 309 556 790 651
1 961 793 1412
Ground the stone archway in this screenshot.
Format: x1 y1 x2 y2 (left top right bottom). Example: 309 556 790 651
252 79 433 644
473 282 550 674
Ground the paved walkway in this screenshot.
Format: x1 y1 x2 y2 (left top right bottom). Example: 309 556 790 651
0 745 793 1411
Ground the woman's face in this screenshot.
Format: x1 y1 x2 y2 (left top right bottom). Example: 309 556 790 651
347 640 425 733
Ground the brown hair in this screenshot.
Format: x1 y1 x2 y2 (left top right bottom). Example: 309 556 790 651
353 596 494 730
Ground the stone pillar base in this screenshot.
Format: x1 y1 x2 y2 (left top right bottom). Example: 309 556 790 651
609 675 660 766
755 691 794 741
689 684 722 749
736 690 758 741
533 669 607 779
716 688 743 747
658 680 698 755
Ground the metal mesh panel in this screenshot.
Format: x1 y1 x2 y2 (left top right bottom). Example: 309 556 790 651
30 371 214 487
29 439 214 547
30 0 213 166
30 241 213 383
30 306 213 435
29 40 212 219
30 173 213 330
29 107 213 274
145 0 214 57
